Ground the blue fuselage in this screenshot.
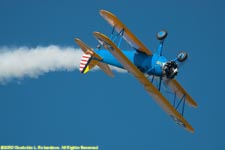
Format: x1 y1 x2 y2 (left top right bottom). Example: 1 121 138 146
95 49 169 76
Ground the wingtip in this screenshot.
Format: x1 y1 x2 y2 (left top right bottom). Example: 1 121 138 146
187 127 195 133
99 9 108 15
189 100 198 108
93 31 99 35
93 31 104 38
99 9 115 18
193 103 198 108
99 10 106 17
99 9 105 14
74 38 80 43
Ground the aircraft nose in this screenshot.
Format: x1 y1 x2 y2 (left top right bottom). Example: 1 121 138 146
163 61 178 79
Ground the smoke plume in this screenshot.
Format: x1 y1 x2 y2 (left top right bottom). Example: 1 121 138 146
0 45 125 83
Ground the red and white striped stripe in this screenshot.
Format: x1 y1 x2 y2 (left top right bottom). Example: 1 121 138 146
80 53 91 72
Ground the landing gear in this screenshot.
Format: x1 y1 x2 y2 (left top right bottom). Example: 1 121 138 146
156 30 168 41
177 51 188 62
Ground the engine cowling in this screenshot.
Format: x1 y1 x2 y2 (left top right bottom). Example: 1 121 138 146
163 61 178 79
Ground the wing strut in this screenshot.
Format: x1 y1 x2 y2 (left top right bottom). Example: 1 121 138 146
174 94 186 116
109 26 125 48
151 76 187 117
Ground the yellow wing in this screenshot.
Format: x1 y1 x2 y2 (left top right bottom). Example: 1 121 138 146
100 10 152 56
93 31 194 133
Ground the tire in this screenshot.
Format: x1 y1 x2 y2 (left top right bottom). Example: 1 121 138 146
156 30 168 41
177 51 188 62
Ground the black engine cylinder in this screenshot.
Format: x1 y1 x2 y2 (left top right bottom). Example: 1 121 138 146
163 61 178 79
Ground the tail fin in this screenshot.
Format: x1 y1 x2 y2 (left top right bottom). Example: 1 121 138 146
75 38 114 77
80 53 98 74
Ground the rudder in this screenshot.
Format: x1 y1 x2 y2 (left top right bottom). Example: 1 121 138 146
75 38 114 77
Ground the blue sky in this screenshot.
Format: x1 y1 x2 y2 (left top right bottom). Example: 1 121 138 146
0 0 225 149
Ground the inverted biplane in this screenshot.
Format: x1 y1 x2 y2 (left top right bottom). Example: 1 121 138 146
75 10 197 133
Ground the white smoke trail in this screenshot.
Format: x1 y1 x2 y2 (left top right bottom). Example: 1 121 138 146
0 45 126 83
0 45 82 83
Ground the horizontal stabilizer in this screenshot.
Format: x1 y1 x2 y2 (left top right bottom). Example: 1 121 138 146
75 38 114 77
79 53 98 74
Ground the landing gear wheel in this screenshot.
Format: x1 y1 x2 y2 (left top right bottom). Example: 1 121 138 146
177 51 188 62
156 30 168 41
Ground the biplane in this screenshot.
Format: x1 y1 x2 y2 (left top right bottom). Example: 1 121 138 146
75 10 197 133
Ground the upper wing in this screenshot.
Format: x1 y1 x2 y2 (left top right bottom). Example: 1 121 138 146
100 10 152 56
164 79 198 108
93 32 194 133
